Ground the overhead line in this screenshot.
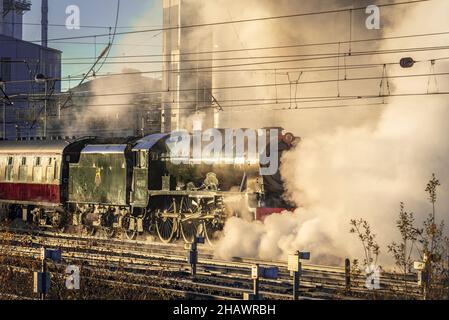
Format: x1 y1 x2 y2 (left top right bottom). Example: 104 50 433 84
31 92 449 113
11 72 449 100
54 45 449 65
0 0 431 43
4 56 448 86
58 30 449 61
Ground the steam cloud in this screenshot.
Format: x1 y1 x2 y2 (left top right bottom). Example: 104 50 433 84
214 95 449 266
212 0 449 267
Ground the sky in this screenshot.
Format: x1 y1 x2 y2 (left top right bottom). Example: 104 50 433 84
23 0 163 89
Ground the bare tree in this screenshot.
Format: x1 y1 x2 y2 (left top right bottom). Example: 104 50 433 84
414 174 447 299
388 202 418 299
350 219 380 268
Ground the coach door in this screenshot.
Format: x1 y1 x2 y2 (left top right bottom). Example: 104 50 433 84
131 150 148 208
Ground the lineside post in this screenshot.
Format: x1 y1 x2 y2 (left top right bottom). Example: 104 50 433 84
288 251 310 300
345 258 351 293
186 236 204 277
34 248 61 300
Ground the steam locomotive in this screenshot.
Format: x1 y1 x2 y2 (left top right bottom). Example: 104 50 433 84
0 128 296 244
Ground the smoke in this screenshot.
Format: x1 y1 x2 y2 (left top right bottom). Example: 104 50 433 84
214 212 344 265
212 0 449 267
196 0 391 134
282 96 449 265
58 69 161 137
214 94 449 266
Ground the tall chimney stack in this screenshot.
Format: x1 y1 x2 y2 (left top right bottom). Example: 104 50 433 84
41 0 48 47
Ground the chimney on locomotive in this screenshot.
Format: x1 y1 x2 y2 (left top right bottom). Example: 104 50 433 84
261 127 298 148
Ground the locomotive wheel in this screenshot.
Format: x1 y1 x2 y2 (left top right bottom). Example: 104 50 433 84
123 216 137 240
83 225 96 236
51 211 66 233
125 229 137 240
54 224 67 233
203 220 218 246
103 227 115 238
156 213 177 243
180 219 202 244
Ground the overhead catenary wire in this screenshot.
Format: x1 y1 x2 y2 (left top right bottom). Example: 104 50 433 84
212 91 449 111
47 44 449 64
58 0 121 111
52 31 449 60
3 33 449 85
45 28 448 51
10 71 449 100
94 0 121 75
1 21 163 30
6 53 449 85
0 0 431 44
35 91 449 114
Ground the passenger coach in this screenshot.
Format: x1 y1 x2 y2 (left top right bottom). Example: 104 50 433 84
0 138 91 227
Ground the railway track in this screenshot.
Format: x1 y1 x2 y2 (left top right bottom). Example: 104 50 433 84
0 225 422 300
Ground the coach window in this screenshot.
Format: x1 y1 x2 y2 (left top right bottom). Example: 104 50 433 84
33 157 43 183
18 157 28 181
0 157 5 181
47 158 55 182
5 156 13 181
54 160 60 182
0 157 4 181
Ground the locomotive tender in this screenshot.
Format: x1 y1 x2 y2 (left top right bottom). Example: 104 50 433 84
0 129 296 244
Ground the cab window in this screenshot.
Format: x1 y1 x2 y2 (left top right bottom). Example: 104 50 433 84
134 151 147 168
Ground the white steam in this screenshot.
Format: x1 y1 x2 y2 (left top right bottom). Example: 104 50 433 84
214 96 449 266
213 0 449 266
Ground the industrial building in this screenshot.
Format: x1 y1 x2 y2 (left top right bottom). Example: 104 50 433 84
161 0 217 132
0 0 61 140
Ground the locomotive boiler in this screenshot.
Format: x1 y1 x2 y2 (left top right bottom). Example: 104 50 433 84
0 128 296 244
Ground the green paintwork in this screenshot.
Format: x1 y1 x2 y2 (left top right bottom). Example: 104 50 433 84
131 167 148 207
68 153 128 205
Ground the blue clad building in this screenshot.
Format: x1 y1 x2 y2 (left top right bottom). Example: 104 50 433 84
0 0 61 140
